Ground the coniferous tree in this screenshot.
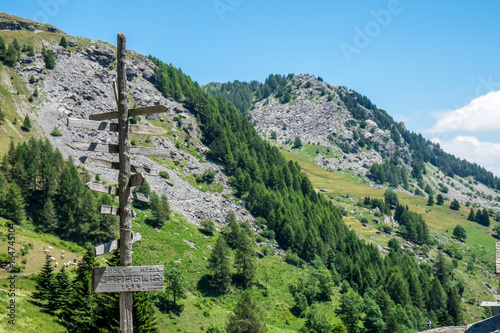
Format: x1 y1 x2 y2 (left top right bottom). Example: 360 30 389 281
62 247 97 332
452 225 467 241
4 182 26 224
384 188 399 209
226 291 267 333
336 287 363 333
363 296 385 333
33 255 54 301
43 47 56 69
479 208 490 227
22 114 32 131
224 210 241 249
164 264 187 307
48 266 72 313
427 194 434 206
59 36 68 48
235 231 256 288
0 106 5 123
467 208 476 221
0 36 5 61
208 236 232 293
148 192 170 228
449 199 460 211
42 197 58 233
436 194 444 205
134 292 159 333
446 284 464 326
4 43 17 66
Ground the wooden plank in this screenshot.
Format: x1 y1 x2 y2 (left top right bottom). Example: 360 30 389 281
92 265 164 293
86 182 118 196
69 142 119 153
130 173 145 187
79 156 158 175
94 232 142 256
85 182 149 202
67 118 166 135
100 205 136 218
89 105 168 121
69 142 170 157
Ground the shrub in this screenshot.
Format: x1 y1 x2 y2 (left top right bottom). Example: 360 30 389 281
284 250 305 267
201 218 215 235
50 126 63 136
159 170 170 179
59 36 68 48
260 229 275 240
29 75 36 84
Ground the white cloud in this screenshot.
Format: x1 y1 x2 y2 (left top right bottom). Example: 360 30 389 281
432 135 500 176
429 90 500 133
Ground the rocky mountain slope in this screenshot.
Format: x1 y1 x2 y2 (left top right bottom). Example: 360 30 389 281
0 13 250 229
245 74 500 213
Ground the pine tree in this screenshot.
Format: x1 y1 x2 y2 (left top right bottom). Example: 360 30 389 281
449 199 460 211
467 208 476 221
47 266 72 313
363 296 385 333
0 36 5 61
226 292 267 333
42 197 58 233
164 264 187 307
235 232 256 288
43 47 56 69
446 284 464 326
336 287 363 333
134 292 159 333
4 43 17 66
479 208 490 227
208 236 232 293
427 278 447 313
148 192 170 228
33 256 54 301
224 210 241 249
0 106 5 123
436 194 444 205
62 247 97 332
22 114 32 131
452 225 467 241
4 182 26 224
427 194 434 206
59 36 68 48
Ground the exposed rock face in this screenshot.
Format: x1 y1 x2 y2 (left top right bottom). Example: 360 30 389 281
18 37 252 229
0 12 64 34
250 75 410 176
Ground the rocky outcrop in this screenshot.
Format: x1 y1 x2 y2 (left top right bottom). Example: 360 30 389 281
0 12 64 34
17 37 252 230
250 75 411 176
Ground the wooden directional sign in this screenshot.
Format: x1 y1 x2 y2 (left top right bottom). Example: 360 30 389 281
92 265 164 293
67 118 166 135
89 105 168 121
130 173 145 187
86 182 149 202
69 142 170 157
95 232 142 256
100 205 136 218
79 156 158 175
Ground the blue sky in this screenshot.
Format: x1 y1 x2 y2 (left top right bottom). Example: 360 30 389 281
4 1 500 174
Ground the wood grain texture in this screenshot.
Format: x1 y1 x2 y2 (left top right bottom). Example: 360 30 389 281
67 118 166 135
89 105 168 121
79 156 158 175
69 142 170 157
94 232 142 256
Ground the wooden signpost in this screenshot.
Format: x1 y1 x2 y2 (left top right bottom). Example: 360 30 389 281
92 265 164 293
67 32 168 333
94 232 142 256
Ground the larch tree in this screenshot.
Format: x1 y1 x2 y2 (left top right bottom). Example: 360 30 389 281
208 236 232 294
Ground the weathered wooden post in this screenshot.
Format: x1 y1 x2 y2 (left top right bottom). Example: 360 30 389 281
67 32 168 333
117 31 133 333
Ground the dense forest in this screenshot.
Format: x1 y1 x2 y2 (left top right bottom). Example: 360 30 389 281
149 57 465 329
0 138 117 245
